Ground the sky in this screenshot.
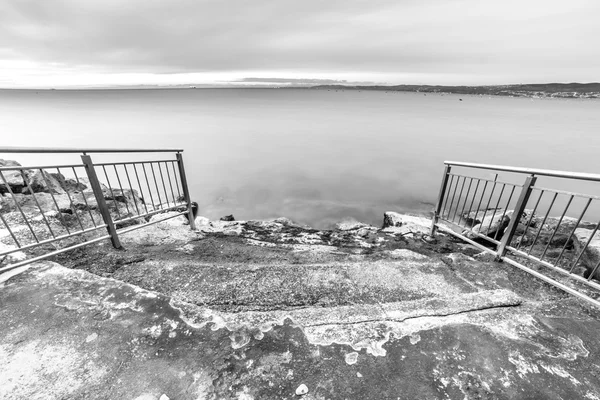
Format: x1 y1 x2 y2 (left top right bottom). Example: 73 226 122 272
1 0 599 88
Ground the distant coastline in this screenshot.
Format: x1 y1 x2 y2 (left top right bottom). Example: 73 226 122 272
2 82 600 96
310 83 600 99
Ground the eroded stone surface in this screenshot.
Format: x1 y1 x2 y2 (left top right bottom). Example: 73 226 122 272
1 262 600 400
3 212 600 399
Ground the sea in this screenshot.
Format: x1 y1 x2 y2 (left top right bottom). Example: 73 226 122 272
1 88 599 228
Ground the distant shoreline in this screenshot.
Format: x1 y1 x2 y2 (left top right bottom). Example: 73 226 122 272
1 82 600 99
310 83 600 99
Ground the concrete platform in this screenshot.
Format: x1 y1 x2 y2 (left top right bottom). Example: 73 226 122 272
2 259 600 400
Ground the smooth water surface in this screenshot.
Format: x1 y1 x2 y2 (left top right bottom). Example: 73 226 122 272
1 89 598 228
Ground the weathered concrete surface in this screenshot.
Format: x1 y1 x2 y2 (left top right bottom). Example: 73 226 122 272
2 261 600 400
3 213 600 399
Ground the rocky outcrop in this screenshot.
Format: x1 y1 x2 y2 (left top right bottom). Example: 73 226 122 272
0 160 27 194
574 228 600 280
22 170 66 195
465 211 513 240
382 212 432 236
0 159 148 244
382 212 403 228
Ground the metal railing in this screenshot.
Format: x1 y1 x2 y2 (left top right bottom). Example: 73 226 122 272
431 161 600 308
0 148 196 273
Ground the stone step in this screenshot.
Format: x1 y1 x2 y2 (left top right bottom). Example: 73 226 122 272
111 254 484 311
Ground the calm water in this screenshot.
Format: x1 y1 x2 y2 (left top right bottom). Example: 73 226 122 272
1 89 599 228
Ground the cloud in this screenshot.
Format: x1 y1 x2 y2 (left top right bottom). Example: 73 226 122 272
231 77 378 86
1 0 599 87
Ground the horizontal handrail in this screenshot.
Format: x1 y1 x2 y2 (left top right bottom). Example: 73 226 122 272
445 161 600 182
0 163 84 171
0 147 183 154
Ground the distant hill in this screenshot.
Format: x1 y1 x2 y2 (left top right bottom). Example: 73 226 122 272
311 83 600 98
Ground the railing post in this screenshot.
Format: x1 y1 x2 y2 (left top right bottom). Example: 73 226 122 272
496 174 536 258
176 152 196 230
430 164 452 236
81 154 123 249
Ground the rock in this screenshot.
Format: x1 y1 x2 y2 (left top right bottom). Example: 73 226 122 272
22 170 66 195
220 214 235 222
78 177 108 192
148 211 187 226
515 235 530 247
295 384 308 396
0 160 28 194
57 175 87 192
102 188 143 205
573 228 600 281
542 234 574 249
466 211 513 240
0 243 27 265
381 214 432 236
159 394 170 400
194 216 210 226
334 220 370 231
382 211 403 228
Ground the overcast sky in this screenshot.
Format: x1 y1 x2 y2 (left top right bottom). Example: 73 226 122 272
1 0 598 88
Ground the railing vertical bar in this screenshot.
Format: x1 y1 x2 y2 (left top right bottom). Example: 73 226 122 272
554 197 592 267
493 185 516 241
527 192 558 256
165 160 177 205
478 181 498 231
71 166 98 228
587 259 600 282
516 189 544 251
101 165 122 220
26 170 61 237
569 220 600 273
451 176 468 222
113 164 131 216
539 195 574 262
0 212 20 247
169 161 183 201
486 183 506 233
458 177 474 224
123 164 141 216
447 176 462 223
132 163 150 214
473 180 490 225
141 163 157 210
157 162 171 208
440 174 455 219
149 162 163 208
0 171 38 242
56 167 85 233
465 178 481 227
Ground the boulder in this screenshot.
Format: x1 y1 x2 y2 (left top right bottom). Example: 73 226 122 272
0 160 28 194
381 214 432 236
220 214 235 222
22 170 66 195
382 212 403 228
573 228 600 281
334 219 370 231
466 211 513 240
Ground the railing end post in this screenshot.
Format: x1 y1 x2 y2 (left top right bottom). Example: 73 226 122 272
431 164 452 237
80 154 123 249
496 174 537 257
175 152 196 231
